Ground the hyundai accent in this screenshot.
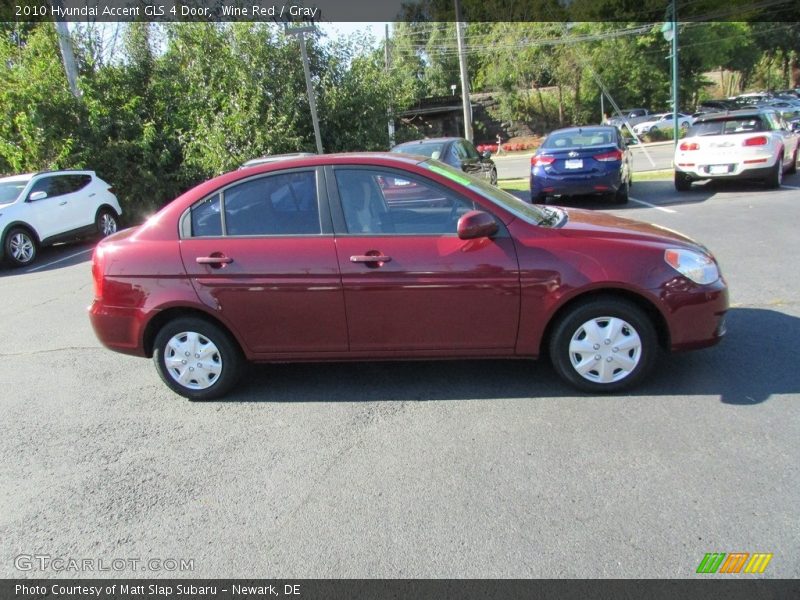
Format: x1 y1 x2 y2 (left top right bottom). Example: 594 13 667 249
89 154 728 400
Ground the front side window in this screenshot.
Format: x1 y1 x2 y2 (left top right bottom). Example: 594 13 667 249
335 168 477 235
223 171 320 236
28 176 64 199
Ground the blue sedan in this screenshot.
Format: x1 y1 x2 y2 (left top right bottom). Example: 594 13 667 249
530 126 632 204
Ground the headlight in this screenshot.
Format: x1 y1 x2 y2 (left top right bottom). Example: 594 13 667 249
664 248 719 285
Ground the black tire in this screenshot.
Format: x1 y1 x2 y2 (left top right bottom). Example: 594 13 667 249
765 154 783 189
489 168 498 186
153 317 243 400
788 148 798 175
674 170 692 191
614 179 629 204
532 192 548 204
3 227 38 268
96 208 119 238
549 297 658 394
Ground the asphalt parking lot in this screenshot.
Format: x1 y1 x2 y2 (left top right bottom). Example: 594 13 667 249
1 174 798 578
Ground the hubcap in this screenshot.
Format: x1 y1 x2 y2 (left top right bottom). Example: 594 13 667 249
10 233 34 263
164 331 222 390
100 213 117 236
568 316 642 384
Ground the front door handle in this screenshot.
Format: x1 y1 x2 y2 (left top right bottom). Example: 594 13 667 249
59 201 67 206
350 255 391 264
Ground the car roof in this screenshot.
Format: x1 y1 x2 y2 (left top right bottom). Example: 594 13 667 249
692 108 776 122
545 125 617 136
0 173 35 183
393 138 462 148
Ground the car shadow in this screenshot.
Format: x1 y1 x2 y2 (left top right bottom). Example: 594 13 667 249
0 240 95 277
221 307 798 406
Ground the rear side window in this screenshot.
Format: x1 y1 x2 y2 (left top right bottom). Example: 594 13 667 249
191 195 222 237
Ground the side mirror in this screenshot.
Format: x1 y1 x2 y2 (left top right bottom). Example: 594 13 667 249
28 191 47 202
457 210 499 240
481 150 492 159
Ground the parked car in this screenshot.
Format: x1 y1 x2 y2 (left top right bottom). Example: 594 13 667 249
632 113 693 136
674 109 799 191
0 170 122 268
89 153 727 399
606 108 654 131
240 153 316 169
391 137 497 185
529 125 632 204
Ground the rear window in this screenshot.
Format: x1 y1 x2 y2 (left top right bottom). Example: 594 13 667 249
688 117 765 136
542 130 615 149
392 142 447 161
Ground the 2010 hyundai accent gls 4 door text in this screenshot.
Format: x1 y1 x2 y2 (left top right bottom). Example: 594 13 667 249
89 153 728 400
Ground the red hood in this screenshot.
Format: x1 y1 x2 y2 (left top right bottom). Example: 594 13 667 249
557 207 703 249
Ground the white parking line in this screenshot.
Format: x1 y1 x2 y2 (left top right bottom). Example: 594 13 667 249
629 197 677 214
780 184 800 190
26 248 94 273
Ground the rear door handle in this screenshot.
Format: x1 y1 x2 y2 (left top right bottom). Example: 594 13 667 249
196 255 233 265
59 201 67 206
350 255 391 263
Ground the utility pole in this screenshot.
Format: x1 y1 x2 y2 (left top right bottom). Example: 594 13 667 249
385 24 395 147
671 0 679 146
285 24 323 154
454 0 473 142
662 0 679 146
49 0 80 99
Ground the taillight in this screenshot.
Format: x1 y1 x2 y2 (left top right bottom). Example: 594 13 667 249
92 245 105 300
593 149 622 162
531 155 555 167
679 142 699 151
743 136 768 146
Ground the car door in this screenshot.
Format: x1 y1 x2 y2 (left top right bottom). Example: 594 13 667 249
178 168 348 356
327 166 520 354
462 139 493 180
24 175 78 240
453 140 483 179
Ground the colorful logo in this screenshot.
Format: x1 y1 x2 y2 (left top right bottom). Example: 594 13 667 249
697 552 773 574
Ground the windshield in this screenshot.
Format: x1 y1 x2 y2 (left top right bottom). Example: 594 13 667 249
0 181 27 203
688 117 765 137
419 159 562 227
392 142 447 161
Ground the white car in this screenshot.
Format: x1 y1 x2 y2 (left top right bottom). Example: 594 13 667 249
0 170 122 267
632 113 693 136
674 109 799 191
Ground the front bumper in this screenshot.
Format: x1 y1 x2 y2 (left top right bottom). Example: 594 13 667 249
656 276 729 352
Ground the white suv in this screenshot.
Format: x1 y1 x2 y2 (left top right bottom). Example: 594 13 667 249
0 170 122 267
674 109 799 191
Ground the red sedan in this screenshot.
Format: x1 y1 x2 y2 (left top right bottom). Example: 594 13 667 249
89 153 728 400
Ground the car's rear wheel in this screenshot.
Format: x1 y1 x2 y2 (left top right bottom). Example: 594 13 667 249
4 227 37 268
788 147 798 175
549 297 657 393
765 153 783 189
96 208 118 238
153 317 243 400
614 179 629 204
489 168 498 186
674 170 692 191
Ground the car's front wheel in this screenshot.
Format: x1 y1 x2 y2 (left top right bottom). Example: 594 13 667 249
489 168 498 186
549 297 658 393
153 317 243 400
3 227 37 268
788 147 798 175
96 208 119 238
